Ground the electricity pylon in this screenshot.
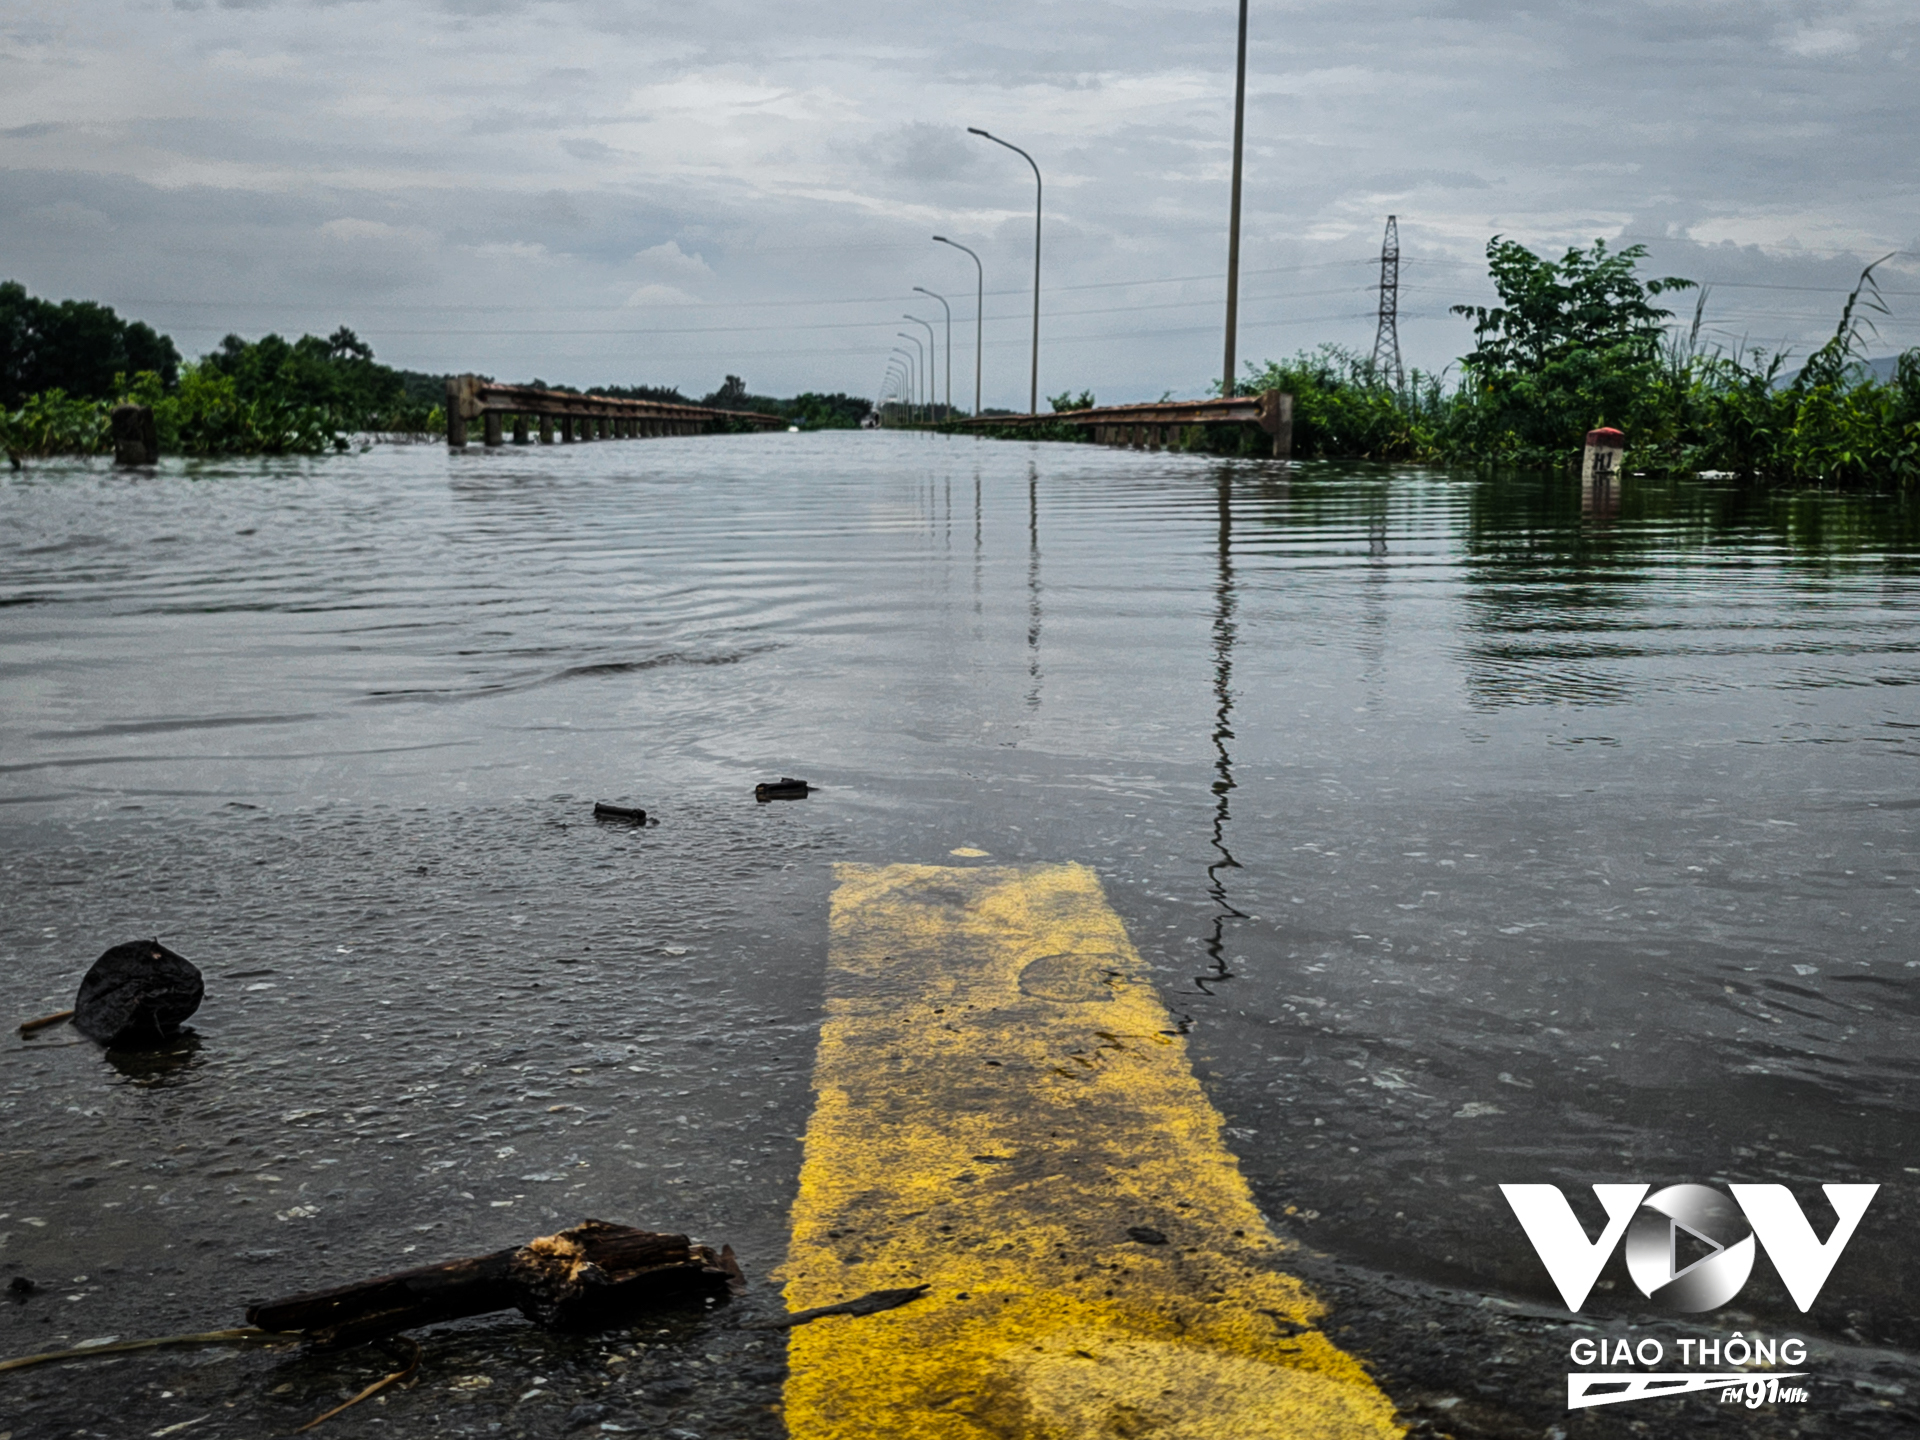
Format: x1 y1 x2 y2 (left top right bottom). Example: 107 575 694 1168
1370 215 1403 391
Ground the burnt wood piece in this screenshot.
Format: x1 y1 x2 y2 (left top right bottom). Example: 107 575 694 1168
592 802 647 824
72 940 203 1047
754 777 811 802
246 1221 737 1349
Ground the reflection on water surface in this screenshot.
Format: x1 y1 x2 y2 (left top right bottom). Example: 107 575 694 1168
1 437 1914 1434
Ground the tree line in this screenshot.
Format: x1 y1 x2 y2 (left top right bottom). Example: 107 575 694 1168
0 286 873 462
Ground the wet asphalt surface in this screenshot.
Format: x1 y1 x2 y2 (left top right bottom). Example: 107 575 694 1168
2 435 1917 1438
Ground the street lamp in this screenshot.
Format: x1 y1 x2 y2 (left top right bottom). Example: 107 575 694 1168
932 236 983 418
967 127 1041 414
913 287 952 420
905 315 937 421
892 342 919 424
897 333 925 422
887 355 911 425
887 362 910 426
1221 0 1249 398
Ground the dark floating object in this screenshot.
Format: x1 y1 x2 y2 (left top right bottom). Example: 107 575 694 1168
16 1009 74 1037
592 802 647 824
755 777 812 802
72 940 203 1048
768 1283 930 1329
7 1276 38 1298
247 1220 743 1349
1125 1225 1169 1246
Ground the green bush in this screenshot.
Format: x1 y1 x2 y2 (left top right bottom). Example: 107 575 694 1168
1 387 110 459
1237 346 1445 460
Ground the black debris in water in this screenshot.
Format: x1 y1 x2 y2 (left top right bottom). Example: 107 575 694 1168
1126 1226 1168 1246
592 802 648 824
753 778 811 802
71 939 203 1048
769 1284 930 1328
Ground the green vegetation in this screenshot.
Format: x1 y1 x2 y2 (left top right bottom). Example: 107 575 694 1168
2 283 450 462
0 284 874 461
10 240 1914 484
1232 238 1920 486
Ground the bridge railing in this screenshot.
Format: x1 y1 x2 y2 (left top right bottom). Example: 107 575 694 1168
956 390 1292 458
446 375 788 449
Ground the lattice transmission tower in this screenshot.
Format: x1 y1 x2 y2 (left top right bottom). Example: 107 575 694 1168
1370 214 1403 391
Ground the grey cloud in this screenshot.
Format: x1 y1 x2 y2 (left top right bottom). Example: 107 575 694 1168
0 0 1912 404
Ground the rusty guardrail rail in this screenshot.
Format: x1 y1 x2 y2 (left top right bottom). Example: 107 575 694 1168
957 390 1292 458
445 375 787 449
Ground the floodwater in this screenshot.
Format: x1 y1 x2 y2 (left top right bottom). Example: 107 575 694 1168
1 433 1916 1439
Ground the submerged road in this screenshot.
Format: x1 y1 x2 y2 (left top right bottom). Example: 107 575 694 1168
2 433 1917 1437
785 862 1396 1439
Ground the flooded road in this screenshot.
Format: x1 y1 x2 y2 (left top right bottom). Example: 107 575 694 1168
2 434 1916 1438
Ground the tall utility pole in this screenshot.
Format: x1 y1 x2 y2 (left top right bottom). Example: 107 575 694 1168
905 315 938 420
932 237 982 417
968 127 1041 414
1221 0 1249 398
897 334 925 421
1370 214 1403 391
892 345 917 423
913 286 952 420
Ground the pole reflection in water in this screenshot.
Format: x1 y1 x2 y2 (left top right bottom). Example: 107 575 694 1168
1026 465 1042 711
1199 469 1246 995
972 473 984 634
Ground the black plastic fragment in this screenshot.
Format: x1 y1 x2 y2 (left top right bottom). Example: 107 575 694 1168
72 940 203 1048
1125 1226 1168 1246
754 777 812 802
592 802 647 824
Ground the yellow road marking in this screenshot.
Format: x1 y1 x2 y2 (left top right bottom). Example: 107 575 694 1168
780 862 1403 1439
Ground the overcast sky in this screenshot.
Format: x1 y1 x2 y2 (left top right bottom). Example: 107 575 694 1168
3 0 1916 405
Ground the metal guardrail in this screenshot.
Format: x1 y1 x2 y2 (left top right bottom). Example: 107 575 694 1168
956 389 1293 457
445 375 787 449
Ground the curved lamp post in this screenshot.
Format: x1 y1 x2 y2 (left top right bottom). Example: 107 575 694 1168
892 342 920 423
887 359 910 426
883 361 907 425
967 127 1041 414
905 315 938 421
897 333 925 422
890 347 915 421
913 287 952 420
887 356 911 425
932 236 983 418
